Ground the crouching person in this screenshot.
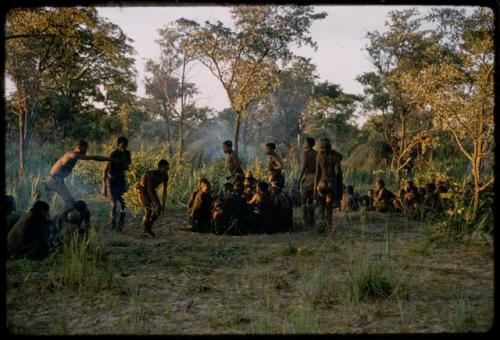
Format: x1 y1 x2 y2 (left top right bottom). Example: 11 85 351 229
190 178 213 233
50 200 91 246
135 159 169 237
7 201 52 260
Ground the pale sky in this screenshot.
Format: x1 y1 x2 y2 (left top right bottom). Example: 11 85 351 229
95 5 476 120
5 5 478 124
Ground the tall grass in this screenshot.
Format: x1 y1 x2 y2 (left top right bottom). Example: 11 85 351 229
49 227 120 294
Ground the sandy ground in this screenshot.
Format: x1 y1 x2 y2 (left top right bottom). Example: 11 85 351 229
6 207 494 334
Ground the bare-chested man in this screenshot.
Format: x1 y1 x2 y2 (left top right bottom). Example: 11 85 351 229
222 140 243 182
134 159 169 237
46 140 110 211
266 143 285 188
298 137 317 227
314 138 343 232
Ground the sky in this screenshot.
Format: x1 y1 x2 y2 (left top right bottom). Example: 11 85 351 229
5 5 478 125
95 5 476 124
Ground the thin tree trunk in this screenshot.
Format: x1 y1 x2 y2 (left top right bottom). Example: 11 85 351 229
233 114 242 159
162 101 172 157
16 86 26 179
179 58 186 159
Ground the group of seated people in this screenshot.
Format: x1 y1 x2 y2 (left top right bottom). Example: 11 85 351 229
6 195 91 261
187 171 294 235
340 178 450 214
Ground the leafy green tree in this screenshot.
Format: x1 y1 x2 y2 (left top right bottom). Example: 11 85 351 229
302 81 362 156
357 8 440 185
400 8 494 221
5 7 136 177
176 5 327 156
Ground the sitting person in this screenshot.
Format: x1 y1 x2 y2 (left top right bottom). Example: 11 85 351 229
359 189 375 211
50 200 91 246
270 181 293 233
7 201 52 260
341 185 359 212
243 171 257 202
6 195 21 234
212 182 233 234
222 181 248 235
394 180 419 214
190 179 213 233
373 179 395 212
248 181 274 234
187 180 202 225
423 182 439 208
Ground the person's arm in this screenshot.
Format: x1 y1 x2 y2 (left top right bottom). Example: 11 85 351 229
271 155 284 171
79 154 110 161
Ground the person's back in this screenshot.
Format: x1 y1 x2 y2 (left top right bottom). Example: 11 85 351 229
8 201 51 260
191 190 213 233
224 192 248 235
273 191 293 232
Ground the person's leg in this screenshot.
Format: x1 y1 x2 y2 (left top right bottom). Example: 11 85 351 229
325 194 334 232
47 177 76 211
110 197 118 229
305 192 315 227
117 194 126 230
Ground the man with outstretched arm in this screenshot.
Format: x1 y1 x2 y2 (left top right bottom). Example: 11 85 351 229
46 140 110 211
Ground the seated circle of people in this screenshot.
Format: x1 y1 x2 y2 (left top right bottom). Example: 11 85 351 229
134 159 169 237
7 201 52 261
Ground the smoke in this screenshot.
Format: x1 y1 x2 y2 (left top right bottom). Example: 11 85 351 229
184 119 233 166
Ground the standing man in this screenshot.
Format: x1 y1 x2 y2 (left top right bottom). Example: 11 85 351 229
314 138 343 233
298 137 317 228
104 136 132 230
222 140 243 183
134 159 169 237
266 143 285 188
46 140 110 211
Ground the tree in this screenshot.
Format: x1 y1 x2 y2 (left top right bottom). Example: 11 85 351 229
357 8 440 185
5 7 136 177
400 8 494 221
156 22 199 158
302 81 362 156
176 5 327 156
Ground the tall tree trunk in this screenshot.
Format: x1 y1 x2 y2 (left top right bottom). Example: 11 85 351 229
16 86 26 179
162 101 171 157
179 58 186 159
233 114 242 158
